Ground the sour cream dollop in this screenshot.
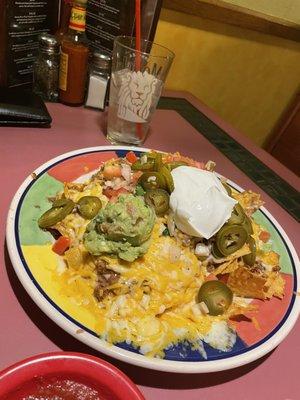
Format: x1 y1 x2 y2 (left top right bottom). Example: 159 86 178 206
170 167 237 239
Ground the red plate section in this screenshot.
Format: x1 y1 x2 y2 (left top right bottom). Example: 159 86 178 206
48 151 117 182
234 274 293 346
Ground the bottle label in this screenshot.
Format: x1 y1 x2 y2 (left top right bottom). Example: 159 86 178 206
59 51 69 91
69 5 86 32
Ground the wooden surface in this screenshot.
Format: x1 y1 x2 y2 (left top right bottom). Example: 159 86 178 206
265 93 300 176
163 0 300 42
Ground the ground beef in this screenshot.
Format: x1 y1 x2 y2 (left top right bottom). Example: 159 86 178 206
248 261 265 276
93 258 120 302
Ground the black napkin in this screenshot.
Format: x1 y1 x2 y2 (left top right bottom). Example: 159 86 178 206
0 87 52 127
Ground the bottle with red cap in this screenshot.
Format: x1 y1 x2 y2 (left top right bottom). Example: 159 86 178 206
59 0 89 106
55 0 73 45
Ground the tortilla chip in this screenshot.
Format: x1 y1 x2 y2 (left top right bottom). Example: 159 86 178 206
214 259 240 275
227 266 267 299
227 302 257 319
213 244 250 275
232 191 264 216
251 316 261 331
264 272 285 299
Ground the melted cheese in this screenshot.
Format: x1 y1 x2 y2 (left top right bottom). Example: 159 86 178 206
52 221 234 357
27 155 284 359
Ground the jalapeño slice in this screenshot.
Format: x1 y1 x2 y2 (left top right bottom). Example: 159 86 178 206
159 165 174 193
144 189 170 216
198 280 233 316
211 243 224 259
139 172 165 191
242 215 254 235
215 224 248 256
242 236 256 266
38 198 75 229
227 203 245 225
77 196 102 219
154 152 163 172
131 160 155 171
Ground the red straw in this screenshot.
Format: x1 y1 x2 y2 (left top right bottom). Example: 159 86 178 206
135 0 143 140
135 0 141 71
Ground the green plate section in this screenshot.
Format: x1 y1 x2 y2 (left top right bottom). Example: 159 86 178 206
252 211 292 274
158 97 300 222
19 173 63 246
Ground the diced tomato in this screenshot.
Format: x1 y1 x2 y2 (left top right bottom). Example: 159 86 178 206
259 230 271 243
126 151 138 164
103 165 122 179
52 236 70 255
103 187 114 198
103 187 129 199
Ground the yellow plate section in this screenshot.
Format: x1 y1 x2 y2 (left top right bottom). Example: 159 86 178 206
21 245 97 332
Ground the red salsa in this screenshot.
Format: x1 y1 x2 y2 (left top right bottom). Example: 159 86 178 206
4 376 104 400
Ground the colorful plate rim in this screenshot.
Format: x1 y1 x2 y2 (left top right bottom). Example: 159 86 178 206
6 146 300 374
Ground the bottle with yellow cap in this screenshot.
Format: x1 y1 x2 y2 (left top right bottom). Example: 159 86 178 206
59 0 89 106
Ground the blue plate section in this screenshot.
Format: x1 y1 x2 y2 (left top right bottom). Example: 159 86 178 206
114 335 247 361
115 149 142 159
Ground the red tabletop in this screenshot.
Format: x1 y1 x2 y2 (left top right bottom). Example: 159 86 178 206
1 91 299 400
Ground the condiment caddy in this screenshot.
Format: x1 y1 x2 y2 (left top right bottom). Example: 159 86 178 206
33 0 111 109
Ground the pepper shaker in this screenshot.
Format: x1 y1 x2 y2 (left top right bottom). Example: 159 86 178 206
85 51 111 110
33 34 60 102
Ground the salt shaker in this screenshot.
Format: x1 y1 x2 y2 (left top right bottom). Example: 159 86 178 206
33 34 60 102
85 51 111 110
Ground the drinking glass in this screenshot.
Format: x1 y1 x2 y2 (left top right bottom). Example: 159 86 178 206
106 36 175 145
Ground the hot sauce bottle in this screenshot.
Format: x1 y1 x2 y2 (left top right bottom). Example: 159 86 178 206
59 0 89 106
55 0 73 45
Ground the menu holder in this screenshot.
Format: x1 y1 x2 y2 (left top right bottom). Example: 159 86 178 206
86 0 162 53
0 0 59 88
0 1 7 87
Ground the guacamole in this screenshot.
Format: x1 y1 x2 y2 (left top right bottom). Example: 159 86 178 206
83 194 155 262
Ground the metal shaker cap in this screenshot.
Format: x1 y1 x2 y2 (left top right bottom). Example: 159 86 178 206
38 34 59 54
92 51 111 70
